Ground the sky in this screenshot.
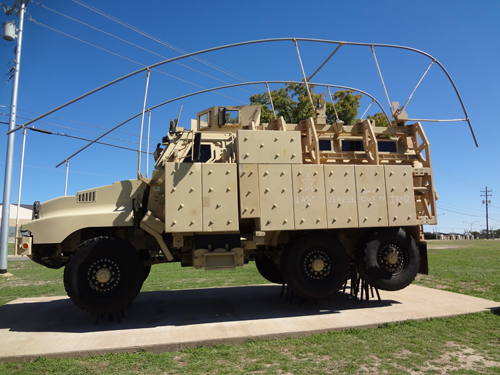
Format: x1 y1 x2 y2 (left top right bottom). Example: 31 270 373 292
0 0 499 235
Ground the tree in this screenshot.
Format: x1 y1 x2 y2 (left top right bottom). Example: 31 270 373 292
327 89 362 125
366 112 391 128
250 83 362 125
424 232 436 240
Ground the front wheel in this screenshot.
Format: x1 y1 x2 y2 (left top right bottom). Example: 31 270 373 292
281 232 349 300
64 236 144 314
356 227 420 291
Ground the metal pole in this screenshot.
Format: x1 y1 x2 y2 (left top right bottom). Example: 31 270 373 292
294 39 316 117
360 99 375 120
14 126 27 240
326 86 339 121
400 60 435 114
265 82 277 119
146 110 151 178
1 0 27 274
138 68 151 179
308 43 344 81
371 46 394 116
64 160 69 196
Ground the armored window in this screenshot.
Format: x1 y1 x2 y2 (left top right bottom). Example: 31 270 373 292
342 140 364 151
199 113 209 129
378 141 397 152
342 140 397 152
319 140 332 151
224 110 239 124
182 144 212 163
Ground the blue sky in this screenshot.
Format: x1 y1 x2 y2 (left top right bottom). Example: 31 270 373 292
1 0 499 235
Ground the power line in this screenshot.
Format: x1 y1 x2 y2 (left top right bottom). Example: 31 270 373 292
26 17 247 104
0 104 161 141
436 201 485 216
25 124 153 154
71 0 264 93
36 2 255 96
436 206 484 218
433 166 482 190
480 187 493 239
0 160 124 179
0 112 155 149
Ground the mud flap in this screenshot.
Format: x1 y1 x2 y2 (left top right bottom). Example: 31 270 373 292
418 242 429 275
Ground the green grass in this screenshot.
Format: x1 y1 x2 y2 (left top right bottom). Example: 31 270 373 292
1 240 499 374
415 240 500 302
8 243 14 256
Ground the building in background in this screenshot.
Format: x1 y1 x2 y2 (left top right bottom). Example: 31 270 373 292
0 204 32 242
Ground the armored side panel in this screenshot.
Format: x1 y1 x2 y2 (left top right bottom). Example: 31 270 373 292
237 130 302 164
355 165 388 228
202 164 239 232
324 165 358 228
238 164 260 219
165 163 202 232
292 165 327 229
258 164 295 231
385 165 417 226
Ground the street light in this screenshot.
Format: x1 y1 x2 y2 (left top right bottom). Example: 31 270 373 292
463 221 478 234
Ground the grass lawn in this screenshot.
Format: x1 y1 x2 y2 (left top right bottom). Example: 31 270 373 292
0 240 499 374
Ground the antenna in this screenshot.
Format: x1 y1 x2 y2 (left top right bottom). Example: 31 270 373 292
169 105 183 134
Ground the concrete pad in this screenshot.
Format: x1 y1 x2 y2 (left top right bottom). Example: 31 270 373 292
0 284 499 363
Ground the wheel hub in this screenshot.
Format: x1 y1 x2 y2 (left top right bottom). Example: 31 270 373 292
385 248 399 265
96 268 111 283
86 258 121 293
311 259 325 272
303 249 331 281
378 243 405 273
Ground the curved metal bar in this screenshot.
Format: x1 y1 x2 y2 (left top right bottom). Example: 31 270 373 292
9 37 476 146
405 118 468 122
55 80 388 167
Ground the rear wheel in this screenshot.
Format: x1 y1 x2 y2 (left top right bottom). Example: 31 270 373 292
356 227 420 291
64 236 144 314
255 256 283 284
281 232 349 299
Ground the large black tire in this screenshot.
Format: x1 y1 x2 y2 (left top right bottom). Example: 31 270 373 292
139 250 152 283
64 236 144 314
255 256 284 284
281 232 349 300
143 265 152 282
356 227 420 291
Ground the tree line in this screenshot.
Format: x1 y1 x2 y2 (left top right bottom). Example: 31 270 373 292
249 83 389 127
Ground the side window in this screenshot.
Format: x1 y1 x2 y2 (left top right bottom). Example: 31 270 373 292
319 140 332 151
182 144 212 163
342 140 364 151
224 110 239 124
199 113 209 129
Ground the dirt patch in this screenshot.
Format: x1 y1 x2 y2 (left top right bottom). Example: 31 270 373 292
0 278 60 288
427 240 475 250
411 342 500 374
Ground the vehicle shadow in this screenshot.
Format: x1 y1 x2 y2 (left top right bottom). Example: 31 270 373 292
0 284 398 333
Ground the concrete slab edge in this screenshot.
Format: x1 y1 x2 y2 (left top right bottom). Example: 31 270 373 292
1 310 497 364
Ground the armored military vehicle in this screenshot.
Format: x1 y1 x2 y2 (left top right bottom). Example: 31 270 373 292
15 38 475 314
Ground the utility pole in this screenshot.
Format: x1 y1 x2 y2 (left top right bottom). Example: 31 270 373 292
0 0 28 274
481 187 492 240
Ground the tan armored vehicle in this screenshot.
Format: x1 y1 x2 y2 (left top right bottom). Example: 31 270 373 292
15 39 475 314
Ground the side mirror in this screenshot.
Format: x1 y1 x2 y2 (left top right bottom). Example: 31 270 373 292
192 132 202 162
